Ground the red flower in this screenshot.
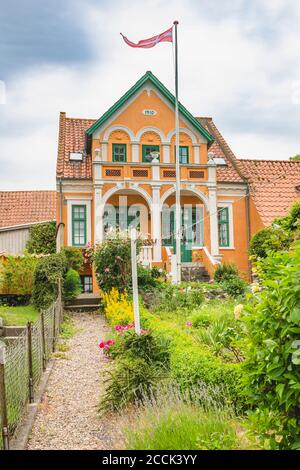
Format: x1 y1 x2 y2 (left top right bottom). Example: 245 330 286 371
99 341 105 349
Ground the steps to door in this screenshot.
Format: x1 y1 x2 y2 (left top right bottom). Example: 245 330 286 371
64 293 101 312
181 264 210 282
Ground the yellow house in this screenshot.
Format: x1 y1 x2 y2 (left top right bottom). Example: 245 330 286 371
56 71 300 292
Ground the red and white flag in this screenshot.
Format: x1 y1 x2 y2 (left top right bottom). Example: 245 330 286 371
120 26 173 48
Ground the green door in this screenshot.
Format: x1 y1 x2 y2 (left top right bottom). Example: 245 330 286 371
168 211 192 262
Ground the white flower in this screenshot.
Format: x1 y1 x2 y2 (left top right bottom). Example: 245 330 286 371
251 283 260 294
234 304 243 319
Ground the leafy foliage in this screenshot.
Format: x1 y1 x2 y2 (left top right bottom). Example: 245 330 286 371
214 263 238 283
0 252 38 295
243 242 300 449
222 276 247 298
32 253 66 309
154 284 204 312
63 268 82 301
289 154 300 161
93 233 141 292
61 247 84 271
26 221 56 254
249 226 292 261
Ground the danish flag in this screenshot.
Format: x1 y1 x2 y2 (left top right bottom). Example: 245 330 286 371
120 26 173 48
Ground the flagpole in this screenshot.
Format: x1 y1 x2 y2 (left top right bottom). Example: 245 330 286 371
173 20 181 284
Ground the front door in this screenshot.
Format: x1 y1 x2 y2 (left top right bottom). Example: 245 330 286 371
167 211 192 262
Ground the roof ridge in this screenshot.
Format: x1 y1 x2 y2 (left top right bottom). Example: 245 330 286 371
0 190 56 193
239 158 300 163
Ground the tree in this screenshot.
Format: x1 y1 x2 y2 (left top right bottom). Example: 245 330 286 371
289 154 300 161
26 222 56 254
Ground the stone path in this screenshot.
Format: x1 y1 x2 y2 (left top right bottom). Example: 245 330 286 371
27 313 124 450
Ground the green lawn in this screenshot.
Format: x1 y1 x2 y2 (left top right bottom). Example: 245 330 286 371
0 305 38 325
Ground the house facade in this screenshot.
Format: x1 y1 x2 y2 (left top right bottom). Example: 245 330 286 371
56 71 300 292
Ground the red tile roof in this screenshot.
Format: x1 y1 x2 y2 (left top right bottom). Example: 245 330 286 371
56 112 95 179
0 191 56 229
237 159 300 225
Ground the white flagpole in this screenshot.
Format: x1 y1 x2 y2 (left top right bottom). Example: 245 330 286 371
130 228 141 335
173 20 181 284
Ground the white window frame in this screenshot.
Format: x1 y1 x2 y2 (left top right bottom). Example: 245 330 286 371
65 196 92 247
217 201 234 249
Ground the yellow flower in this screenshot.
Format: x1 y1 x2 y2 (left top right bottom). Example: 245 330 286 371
234 304 244 319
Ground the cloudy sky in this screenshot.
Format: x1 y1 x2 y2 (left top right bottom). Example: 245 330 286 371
0 0 300 190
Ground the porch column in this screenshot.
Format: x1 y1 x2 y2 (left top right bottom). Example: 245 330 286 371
94 184 104 244
101 141 108 161
152 185 162 262
131 142 139 162
162 144 170 163
207 157 219 257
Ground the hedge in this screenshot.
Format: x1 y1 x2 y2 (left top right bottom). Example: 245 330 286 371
141 308 246 410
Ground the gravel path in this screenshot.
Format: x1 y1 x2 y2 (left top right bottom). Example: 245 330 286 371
27 313 124 450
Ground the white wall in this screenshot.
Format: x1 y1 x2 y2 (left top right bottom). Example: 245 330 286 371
0 228 30 254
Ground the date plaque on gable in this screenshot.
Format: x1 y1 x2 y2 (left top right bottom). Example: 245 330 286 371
143 109 157 116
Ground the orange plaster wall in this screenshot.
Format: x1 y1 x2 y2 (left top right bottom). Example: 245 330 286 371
249 196 264 236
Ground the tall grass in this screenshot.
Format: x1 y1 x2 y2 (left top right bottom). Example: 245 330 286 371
123 382 246 450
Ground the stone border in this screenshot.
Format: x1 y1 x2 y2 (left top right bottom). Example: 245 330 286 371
9 360 55 450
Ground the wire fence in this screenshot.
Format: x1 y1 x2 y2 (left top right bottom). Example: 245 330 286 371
0 291 63 450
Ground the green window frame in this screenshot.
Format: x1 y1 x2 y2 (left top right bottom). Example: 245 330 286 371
142 145 160 162
112 143 127 162
174 146 189 164
72 205 87 246
218 207 230 247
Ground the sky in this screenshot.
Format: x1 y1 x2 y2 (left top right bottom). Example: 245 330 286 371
0 0 300 190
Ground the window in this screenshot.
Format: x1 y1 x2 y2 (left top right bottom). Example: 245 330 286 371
81 275 93 293
112 143 126 162
142 145 160 162
174 146 189 164
104 206 140 233
72 205 86 246
218 207 230 247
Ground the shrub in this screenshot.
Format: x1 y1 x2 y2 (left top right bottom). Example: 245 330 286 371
214 263 239 283
124 385 239 450
0 252 38 295
93 232 141 292
32 253 66 309
63 269 82 301
154 284 204 312
109 329 170 367
137 265 159 289
26 221 56 254
61 247 84 271
102 288 134 326
249 226 291 261
222 276 247 298
99 357 165 412
243 242 300 449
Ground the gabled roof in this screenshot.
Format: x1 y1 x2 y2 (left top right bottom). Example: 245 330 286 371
237 159 300 225
85 70 214 153
0 191 56 230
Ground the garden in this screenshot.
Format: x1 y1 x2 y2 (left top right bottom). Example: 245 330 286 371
93 202 300 450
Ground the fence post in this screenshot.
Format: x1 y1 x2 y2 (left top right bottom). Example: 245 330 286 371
52 303 56 352
27 322 34 403
41 311 46 370
0 344 9 450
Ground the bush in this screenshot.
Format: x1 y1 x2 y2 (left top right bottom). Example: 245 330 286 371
154 284 204 312
99 357 165 412
124 385 239 450
93 233 141 292
102 288 134 326
32 253 66 309
214 263 239 283
0 252 38 295
109 329 170 367
222 276 247 298
61 247 84 271
26 221 56 254
243 242 300 449
249 226 291 261
63 269 82 301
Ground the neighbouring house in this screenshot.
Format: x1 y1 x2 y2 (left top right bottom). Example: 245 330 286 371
56 70 300 290
0 190 56 254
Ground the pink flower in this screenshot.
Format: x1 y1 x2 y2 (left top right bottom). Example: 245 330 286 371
186 321 193 327
115 325 122 331
104 344 110 351
99 341 105 349
106 339 115 346
104 267 110 273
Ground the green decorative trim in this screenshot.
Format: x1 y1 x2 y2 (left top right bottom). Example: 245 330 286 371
72 205 87 247
142 145 160 162
112 143 127 162
218 207 230 247
85 71 214 153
